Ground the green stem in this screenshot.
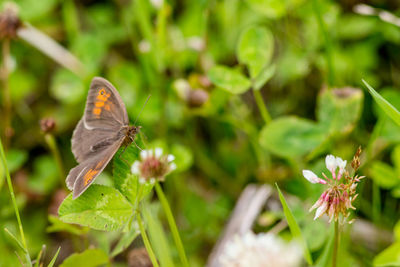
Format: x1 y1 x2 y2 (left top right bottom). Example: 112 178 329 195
0 138 28 252
332 220 339 267
312 0 334 87
252 89 271 124
155 182 189 267
44 134 65 187
2 38 12 149
137 212 160 267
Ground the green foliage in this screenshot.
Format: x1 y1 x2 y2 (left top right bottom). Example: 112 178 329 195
142 205 174 267
237 26 274 79
317 88 363 135
110 222 139 257
60 249 109 267
364 80 400 127
260 116 326 158
58 185 133 231
276 184 313 265
207 65 251 94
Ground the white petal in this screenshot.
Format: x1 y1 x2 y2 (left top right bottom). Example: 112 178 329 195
325 154 337 171
155 148 163 158
139 178 146 184
302 170 320 184
167 154 175 162
169 163 177 171
336 157 347 172
314 202 328 220
140 150 148 159
149 178 155 184
131 161 140 174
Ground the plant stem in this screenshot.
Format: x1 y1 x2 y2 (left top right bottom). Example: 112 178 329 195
332 220 339 267
252 89 271 124
2 38 12 149
137 212 160 267
312 0 335 87
44 134 65 187
0 138 28 252
155 182 189 267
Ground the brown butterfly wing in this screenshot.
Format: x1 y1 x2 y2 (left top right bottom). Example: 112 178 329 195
71 119 121 163
83 77 129 130
66 137 124 199
68 77 129 198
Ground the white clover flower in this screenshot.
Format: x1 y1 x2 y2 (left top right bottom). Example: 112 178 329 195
218 232 302 267
131 148 176 184
303 153 364 223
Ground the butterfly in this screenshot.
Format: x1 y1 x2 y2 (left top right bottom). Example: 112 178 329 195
66 77 140 199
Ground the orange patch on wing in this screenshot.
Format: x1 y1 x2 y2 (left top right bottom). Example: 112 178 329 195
97 89 111 102
104 104 111 111
95 101 105 107
95 159 106 169
93 108 102 115
83 169 99 185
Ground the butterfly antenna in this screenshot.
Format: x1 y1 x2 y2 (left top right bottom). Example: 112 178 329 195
134 94 151 125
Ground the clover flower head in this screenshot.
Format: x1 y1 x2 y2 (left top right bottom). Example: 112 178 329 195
218 231 302 267
131 148 176 184
302 151 364 223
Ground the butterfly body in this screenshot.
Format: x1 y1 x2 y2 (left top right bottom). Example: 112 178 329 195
66 77 139 199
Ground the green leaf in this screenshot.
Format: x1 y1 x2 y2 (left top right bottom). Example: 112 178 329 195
373 242 400 267
46 215 89 236
369 161 400 189
47 247 61 267
317 88 363 135
363 80 400 127
113 144 140 203
110 222 140 257
142 205 174 267
245 0 286 18
208 65 251 94
60 249 109 267
4 228 27 253
237 26 274 78
113 143 154 204
276 184 313 265
253 64 276 90
58 185 133 231
259 116 327 158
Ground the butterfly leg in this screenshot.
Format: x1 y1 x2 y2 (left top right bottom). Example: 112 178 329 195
117 145 130 165
130 136 143 151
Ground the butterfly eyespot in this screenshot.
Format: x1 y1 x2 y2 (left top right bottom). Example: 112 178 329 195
99 88 106 95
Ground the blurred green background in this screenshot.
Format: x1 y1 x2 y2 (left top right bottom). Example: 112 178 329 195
1 0 400 266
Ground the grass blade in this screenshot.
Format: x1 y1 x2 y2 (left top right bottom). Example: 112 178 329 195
4 228 27 253
276 183 313 265
47 247 61 267
363 79 400 126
